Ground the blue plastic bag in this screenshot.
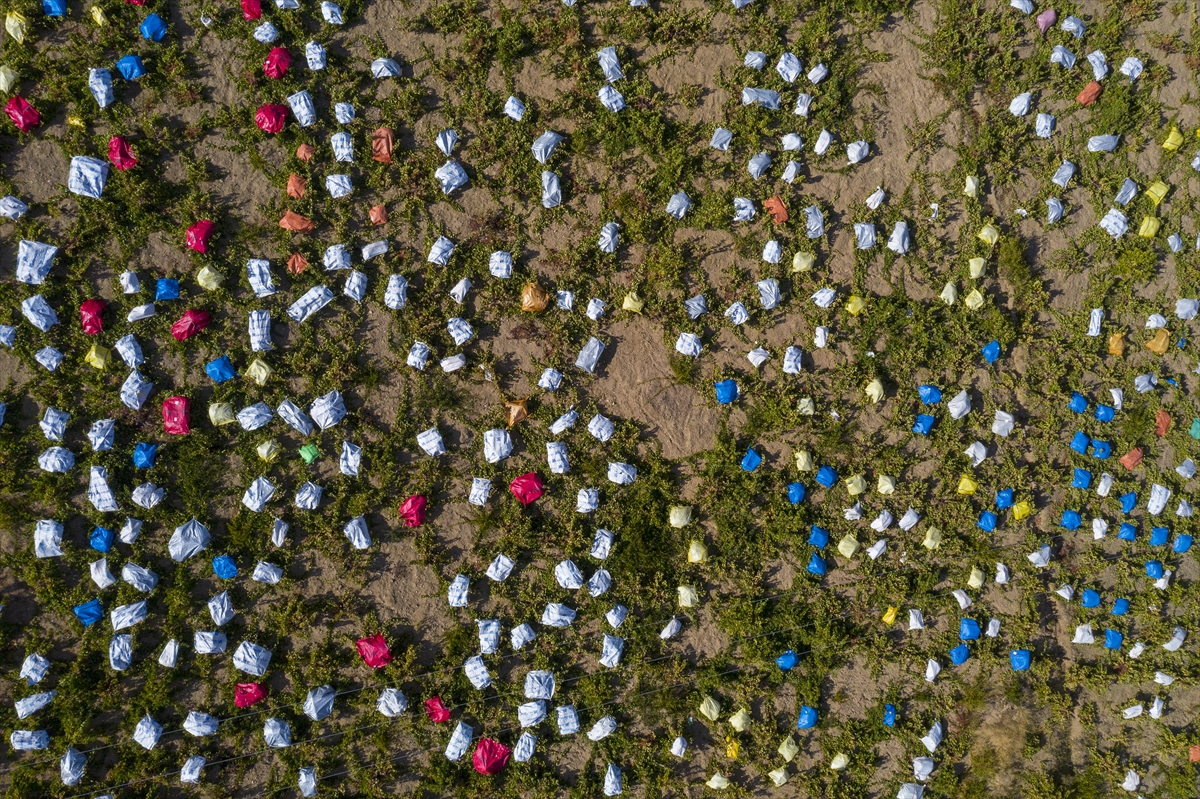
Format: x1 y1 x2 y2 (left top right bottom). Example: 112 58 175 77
1103 629 1123 650
1092 440 1111 459
1060 510 1081 530
982 340 1000 364
1068 392 1087 413
995 488 1013 510
116 55 146 81
786 482 805 504
912 414 935 435
1071 468 1091 489
815 465 838 488
74 598 104 627
714 380 738 404
775 650 798 670
949 643 970 665
917 385 942 404
206 355 236 383
1111 598 1129 616
1119 491 1137 514
796 705 818 729
959 618 980 640
740 447 762 472
1146 561 1164 579
1069 431 1090 454
1009 649 1031 671
1094 404 1114 422
156 278 179 301
140 13 167 42
1080 589 1100 608
1149 527 1168 546
808 526 829 548
977 511 996 532
883 703 896 726
1117 522 1136 541
133 443 158 469
42 0 66 16
212 555 238 579
90 526 115 552
806 552 826 576
1173 534 1193 554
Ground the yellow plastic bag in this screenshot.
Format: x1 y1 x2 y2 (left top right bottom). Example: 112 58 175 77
84 343 110 370
845 474 867 495
963 175 979 198
6 12 28 44
257 439 281 462
669 505 692 527
877 475 895 494
965 289 985 309
1162 126 1184 152
846 295 866 316
882 606 898 624
699 695 721 721
778 736 799 762
768 767 789 786
957 475 979 495
622 292 644 313
1012 501 1033 521
1138 216 1160 238
677 585 699 608
246 359 272 385
968 257 986 278
968 567 984 589
791 252 814 273
0 65 16 93
707 774 731 790
830 753 849 770
688 540 708 563
196 265 224 290
208 402 235 426
977 224 999 245
837 534 860 558
865 378 883 403
1145 181 1169 207
795 450 813 471
940 282 957 305
724 737 740 758
728 709 751 732
90 5 107 25
922 527 942 549
798 398 815 416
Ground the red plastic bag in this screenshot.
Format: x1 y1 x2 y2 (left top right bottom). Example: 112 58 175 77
264 47 291 78
5 96 41 133
171 309 210 341
126 0 145 5
162 396 191 435
255 104 288 134
355 633 392 668
472 738 511 775
79 299 106 334
235 683 266 708
424 696 451 723
241 0 262 19
186 219 215 253
398 495 427 527
509 472 545 505
108 136 137 170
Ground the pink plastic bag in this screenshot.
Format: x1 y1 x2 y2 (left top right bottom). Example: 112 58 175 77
472 738 511 775
255 104 288 133
355 634 392 668
108 136 137 170
398 495 427 527
80 299 106 334
235 683 266 708
424 696 451 723
264 47 291 78
509 472 545 505
162 396 191 435
171 309 210 341
5 96 41 133
186 219 215 253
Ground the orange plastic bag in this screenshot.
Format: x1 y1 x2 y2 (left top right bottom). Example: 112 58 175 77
1145 329 1169 354
764 196 788 224
287 253 308 274
1155 409 1171 436
506 398 529 427
296 143 316 162
372 127 394 163
521 281 549 312
369 204 388 225
286 173 305 198
1107 332 1125 356
1076 80 1101 106
279 210 314 232
1119 447 1143 471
